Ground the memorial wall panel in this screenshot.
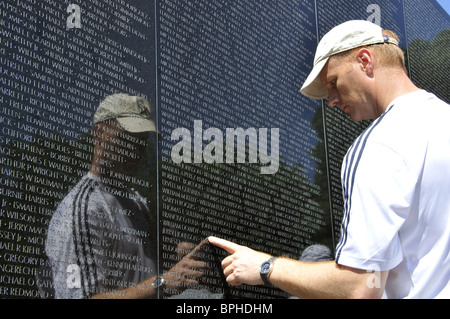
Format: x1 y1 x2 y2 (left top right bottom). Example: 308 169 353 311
1 0 157 298
157 0 332 299
0 0 448 299
404 0 450 103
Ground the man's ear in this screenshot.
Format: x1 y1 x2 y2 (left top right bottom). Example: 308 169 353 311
356 48 375 77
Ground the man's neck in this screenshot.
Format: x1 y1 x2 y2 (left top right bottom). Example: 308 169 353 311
376 69 420 111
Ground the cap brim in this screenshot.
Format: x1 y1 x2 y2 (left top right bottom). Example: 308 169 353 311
300 58 329 100
117 117 156 133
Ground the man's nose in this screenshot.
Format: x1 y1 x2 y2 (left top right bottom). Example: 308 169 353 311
327 94 340 107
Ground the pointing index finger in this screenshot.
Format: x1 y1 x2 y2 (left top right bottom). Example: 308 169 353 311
208 236 241 254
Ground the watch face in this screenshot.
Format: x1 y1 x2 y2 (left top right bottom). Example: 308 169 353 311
152 276 166 288
261 262 271 275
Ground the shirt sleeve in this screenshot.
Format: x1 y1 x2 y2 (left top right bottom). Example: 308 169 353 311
335 140 419 271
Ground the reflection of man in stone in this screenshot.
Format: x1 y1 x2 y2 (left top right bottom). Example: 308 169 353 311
209 20 450 299
46 93 205 298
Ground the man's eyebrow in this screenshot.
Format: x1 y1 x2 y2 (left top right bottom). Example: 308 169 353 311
319 72 328 86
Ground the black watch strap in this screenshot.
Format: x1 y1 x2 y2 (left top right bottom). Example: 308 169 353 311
260 257 278 286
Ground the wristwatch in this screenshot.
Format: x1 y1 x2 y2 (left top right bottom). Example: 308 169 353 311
152 275 166 289
260 257 278 286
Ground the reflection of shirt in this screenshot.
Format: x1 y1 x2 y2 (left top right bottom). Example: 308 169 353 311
45 173 156 299
336 91 450 298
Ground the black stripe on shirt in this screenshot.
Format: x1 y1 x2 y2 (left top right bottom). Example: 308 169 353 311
335 105 394 263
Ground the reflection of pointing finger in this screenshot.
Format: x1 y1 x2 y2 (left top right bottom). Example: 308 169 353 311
208 236 242 254
184 238 209 259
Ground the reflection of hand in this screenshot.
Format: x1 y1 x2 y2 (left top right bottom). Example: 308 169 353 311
177 241 196 258
163 241 208 292
208 236 272 286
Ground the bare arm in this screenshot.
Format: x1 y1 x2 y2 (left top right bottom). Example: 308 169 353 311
208 236 387 299
270 257 387 299
91 275 158 299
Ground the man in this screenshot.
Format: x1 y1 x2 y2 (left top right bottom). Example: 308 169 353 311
46 93 206 298
209 20 450 298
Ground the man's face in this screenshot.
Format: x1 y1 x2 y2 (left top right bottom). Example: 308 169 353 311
319 52 378 121
95 120 149 172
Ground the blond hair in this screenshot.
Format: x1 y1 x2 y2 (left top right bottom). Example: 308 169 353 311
334 29 406 72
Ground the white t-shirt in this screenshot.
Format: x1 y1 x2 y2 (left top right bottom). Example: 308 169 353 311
335 90 450 299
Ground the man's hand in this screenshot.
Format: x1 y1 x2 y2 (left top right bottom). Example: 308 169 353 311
208 236 272 286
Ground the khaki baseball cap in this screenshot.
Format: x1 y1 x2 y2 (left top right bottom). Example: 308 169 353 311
94 93 156 133
300 20 399 99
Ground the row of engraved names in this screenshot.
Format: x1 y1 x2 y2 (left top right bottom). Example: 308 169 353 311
158 6 313 108
158 28 319 125
161 184 325 254
158 20 306 107
2 40 145 103
2 11 150 101
158 0 316 91
159 77 319 159
4 0 151 43
160 160 324 211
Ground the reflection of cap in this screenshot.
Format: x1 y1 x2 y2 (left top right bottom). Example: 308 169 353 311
299 244 334 262
300 20 399 100
94 93 156 133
